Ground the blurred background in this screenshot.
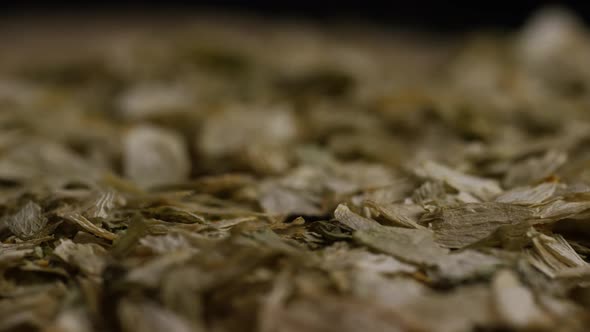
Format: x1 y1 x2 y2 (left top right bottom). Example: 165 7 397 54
2 1 590 31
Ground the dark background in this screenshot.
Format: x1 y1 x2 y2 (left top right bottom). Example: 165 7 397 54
2 1 590 31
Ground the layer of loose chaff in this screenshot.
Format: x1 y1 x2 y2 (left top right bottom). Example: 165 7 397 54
1 7 590 332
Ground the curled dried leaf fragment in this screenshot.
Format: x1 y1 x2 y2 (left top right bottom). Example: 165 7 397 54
415 160 502 200
53 239 108 276
425 203 534 249
364 200 426 229
60 212 117 241
333 204 380 230
495 182 559 205
4 201 47 240
526 232 588 279
353 226 448 266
